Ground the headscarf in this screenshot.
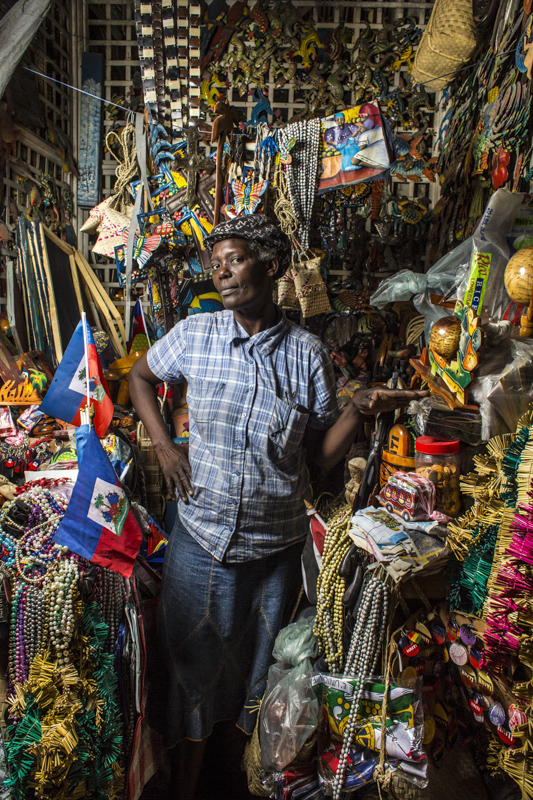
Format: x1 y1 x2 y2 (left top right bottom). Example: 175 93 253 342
205 214 292 278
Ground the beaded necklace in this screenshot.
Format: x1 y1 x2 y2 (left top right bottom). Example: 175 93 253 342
279 118 321 251
332 576 390 800
314 504 353 672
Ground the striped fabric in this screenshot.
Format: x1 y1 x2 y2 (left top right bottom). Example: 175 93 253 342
147 309 339 562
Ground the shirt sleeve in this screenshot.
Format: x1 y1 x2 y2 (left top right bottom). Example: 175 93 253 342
146 319 187 383
307 344 341 430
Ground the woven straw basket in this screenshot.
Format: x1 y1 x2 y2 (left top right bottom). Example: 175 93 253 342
411 0 477 91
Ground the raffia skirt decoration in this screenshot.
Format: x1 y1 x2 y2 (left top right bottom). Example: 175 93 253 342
292 255 331 318
411 0 477 90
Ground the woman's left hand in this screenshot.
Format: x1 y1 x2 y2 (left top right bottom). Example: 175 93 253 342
352 387 429 416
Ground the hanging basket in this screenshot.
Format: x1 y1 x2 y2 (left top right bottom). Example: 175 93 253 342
292 255 332 318
411 0 478 91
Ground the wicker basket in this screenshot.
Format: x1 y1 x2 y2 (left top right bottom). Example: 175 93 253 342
411 0 477 91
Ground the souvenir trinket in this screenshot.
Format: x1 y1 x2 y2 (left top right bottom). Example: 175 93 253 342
449 642 468 665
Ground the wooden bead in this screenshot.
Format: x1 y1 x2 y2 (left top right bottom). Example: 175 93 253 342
504 246 533 304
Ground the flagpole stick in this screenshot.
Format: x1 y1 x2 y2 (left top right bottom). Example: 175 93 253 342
139 298 151 348
81 312 92 428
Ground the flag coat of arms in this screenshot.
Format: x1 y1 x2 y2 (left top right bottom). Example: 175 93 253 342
39 319 113 437
54 428 142 577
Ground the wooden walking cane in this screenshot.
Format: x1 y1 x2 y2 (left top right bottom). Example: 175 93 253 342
210 100 240 226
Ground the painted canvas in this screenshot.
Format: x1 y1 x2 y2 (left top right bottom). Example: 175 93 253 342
316 103 394 195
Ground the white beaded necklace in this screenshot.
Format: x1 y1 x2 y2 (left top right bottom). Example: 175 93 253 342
279 118 321 251
332 576 390 800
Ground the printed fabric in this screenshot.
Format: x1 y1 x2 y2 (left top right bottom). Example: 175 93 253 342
147 309 339 562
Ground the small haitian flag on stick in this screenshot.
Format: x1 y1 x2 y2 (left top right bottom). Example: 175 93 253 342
54 428 142 577
39 318 113 437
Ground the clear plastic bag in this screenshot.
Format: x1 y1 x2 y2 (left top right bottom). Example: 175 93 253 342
272 617 319 666
259 658 319 772
370 239 470 308
456 189 533 321
470 339 533 439
369 240 471 341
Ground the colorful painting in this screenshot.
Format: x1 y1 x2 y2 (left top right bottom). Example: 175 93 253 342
317 103 394 195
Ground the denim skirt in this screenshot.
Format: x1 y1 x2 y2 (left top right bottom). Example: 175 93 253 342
147 516 303 746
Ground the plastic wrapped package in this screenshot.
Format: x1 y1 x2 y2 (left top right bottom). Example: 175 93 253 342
259 616 320 772
378 471 450 523
313 674 428 792
409 396 483 446
259 659 319 772
470 339 533 439
455 189 533 321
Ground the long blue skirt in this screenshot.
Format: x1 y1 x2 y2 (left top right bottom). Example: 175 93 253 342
147 516 303 747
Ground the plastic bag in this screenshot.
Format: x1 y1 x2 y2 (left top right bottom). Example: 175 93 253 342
409 396 483 446
470 339 533 439
369 240 471 341
456 189 533 321
370 239 470 308
378 471 449 523
272 618 319 666
259 658 319 772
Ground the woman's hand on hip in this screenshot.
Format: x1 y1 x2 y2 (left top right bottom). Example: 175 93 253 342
155 441 193 502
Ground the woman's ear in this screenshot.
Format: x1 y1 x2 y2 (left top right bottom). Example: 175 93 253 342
266 258 281 280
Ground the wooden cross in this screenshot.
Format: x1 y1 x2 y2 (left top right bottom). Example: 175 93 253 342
210 100 240 225
182 126 215 209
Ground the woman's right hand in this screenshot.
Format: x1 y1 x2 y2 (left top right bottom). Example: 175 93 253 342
154 441 193 502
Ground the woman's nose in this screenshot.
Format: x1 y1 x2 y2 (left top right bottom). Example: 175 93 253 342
216 261 232 277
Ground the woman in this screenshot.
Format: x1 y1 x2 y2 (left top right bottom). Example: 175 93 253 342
129 215 426 798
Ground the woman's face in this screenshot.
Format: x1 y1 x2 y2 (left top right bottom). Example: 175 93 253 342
210 237 277 313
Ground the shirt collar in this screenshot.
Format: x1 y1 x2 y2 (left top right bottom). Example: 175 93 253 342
225 308 289 356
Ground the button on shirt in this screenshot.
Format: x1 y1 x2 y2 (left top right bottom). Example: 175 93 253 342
147 310 340 563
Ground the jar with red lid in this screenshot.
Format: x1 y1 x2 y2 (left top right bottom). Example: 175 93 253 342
415 436 461 517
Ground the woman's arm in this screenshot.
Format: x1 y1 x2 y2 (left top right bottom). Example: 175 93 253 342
305 387 428 472
129 353 193 502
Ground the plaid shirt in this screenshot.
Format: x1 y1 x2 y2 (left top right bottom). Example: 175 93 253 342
147 310 339 562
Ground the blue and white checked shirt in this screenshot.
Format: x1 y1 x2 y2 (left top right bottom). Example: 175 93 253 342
147 309 339 562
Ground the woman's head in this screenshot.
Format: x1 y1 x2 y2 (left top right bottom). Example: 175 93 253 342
205 214 292 280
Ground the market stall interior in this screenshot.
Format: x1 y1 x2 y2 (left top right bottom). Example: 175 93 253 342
2 0 533 798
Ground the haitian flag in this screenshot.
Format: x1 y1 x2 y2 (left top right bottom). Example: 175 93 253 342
54 427 142 577
39 319 113 437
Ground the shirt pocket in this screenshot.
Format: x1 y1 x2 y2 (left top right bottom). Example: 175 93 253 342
268 395 309 462
188 379 226 424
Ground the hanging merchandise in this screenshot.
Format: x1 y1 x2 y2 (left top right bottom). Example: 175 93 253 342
78 53 104 209
317 104 395 195
411 0 478 90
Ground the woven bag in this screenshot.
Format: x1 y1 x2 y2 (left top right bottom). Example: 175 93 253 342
242 703 272 797
92 205 134 258
80 195 115 234
411 0 477 91
276 269 299 310
293 255 332 318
